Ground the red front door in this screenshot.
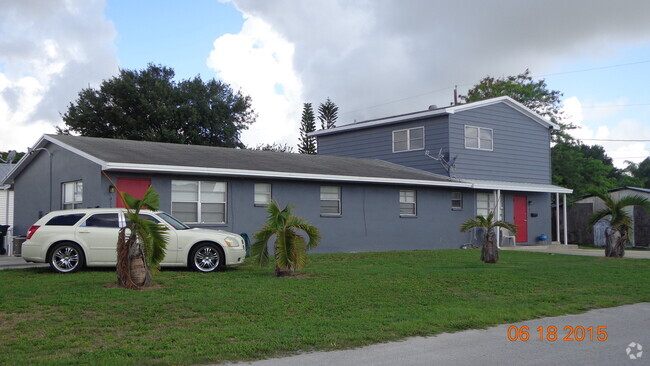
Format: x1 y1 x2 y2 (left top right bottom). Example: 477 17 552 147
513 195 528 243
116 178 151 208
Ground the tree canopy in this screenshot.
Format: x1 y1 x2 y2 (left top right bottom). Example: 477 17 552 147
60 64 256 148
318 97 338 130
298 103 317 154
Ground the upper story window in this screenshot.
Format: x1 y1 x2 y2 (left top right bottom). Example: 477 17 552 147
399 190 417 216
172 180 227 224
465 126 493 151
254 183 272 205
320 186 341 215
62 181 83 210
393 127 424 153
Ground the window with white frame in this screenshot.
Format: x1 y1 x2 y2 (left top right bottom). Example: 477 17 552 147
399 190 417 216
171 180 226 224
254 183 272 205
465 126 493 151
476 192 504 218
62 181 83 209
320 186 341 215
451 192 463 210
392 127 424 152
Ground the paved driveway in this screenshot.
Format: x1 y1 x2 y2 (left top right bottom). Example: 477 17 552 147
219 303 650 366
501 244 650 259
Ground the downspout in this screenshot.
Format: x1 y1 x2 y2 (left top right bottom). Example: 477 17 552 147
555 192 560 244
563 194 568 245
495 190 501 248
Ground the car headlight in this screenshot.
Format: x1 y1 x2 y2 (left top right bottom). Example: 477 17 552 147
224 236 241 247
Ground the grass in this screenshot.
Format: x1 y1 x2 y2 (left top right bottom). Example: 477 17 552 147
1 250 650 365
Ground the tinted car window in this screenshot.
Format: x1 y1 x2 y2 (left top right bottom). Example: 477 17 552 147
125 214 160 227
83 214 120 228
45 214 85 226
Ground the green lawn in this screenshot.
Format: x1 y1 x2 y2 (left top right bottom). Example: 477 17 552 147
1 250 649 366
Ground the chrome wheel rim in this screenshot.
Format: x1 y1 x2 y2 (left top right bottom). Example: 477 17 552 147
53 246 79 272
194 246 220 272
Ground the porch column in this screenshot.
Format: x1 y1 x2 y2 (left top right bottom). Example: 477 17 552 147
563 193 568 245
555 192 560 245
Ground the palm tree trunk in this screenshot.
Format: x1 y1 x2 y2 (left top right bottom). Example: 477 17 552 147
605 228 625 258
117 229 152 289
481 231 499 264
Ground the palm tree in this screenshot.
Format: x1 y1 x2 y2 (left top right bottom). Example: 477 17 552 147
251 201 321 276
460 212 517 264
588 191 650 258
104 173 168 289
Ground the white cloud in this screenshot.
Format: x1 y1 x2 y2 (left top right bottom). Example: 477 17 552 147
563 96 650 168
207 16 302 148
0 0 118 152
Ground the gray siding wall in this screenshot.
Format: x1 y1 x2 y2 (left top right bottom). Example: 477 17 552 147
317 116 451 176
449 104 552 183
13 142 104 235
104 173 476 252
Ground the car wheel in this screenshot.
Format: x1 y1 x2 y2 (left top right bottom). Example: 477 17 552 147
189 242 224 273
49 242 85 273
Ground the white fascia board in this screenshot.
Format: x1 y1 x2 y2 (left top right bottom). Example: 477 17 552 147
309 109 448 137
467 179 572 194
103 162 472 188
44 135 107 166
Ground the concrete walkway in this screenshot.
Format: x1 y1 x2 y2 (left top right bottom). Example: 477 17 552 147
218 303 650 366
501 244 650 259
0 255 48 270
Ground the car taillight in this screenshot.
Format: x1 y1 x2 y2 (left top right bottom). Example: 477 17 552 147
26 225 40 239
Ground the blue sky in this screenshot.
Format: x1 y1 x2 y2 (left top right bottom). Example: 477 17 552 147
0 0 648 167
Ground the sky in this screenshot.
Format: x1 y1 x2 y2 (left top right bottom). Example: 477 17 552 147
1 0 649 168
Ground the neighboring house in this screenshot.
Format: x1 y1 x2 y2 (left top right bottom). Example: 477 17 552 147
2 96 572 253
0 164 14 254
568 187 650 246
311 96 572 246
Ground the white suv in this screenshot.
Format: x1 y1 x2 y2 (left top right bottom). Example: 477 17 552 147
22 208 247 273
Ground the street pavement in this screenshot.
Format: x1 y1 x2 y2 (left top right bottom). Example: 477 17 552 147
0 255 48 270
220 303 650 366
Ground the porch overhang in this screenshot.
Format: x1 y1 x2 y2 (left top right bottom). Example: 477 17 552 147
463 179 573 194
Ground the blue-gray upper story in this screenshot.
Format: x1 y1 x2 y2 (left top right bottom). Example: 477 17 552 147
311 96 558 184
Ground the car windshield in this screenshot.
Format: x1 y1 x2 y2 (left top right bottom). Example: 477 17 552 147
156 212 191 230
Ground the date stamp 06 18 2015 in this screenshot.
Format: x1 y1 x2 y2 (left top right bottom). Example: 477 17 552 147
507 325 608 342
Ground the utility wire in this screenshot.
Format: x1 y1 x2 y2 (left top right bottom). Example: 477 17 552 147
577 138 650 142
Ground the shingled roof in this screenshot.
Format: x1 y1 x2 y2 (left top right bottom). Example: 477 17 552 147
2 135 469 188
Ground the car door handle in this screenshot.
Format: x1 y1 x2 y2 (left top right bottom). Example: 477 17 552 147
78 230 90 234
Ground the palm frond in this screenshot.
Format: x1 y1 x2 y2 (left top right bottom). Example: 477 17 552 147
251 227 274 266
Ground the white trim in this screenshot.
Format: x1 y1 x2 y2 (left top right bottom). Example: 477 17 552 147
392 126 425 153
464 179 572 194
309 96 558 137
103 162 473 188
44 135 107 166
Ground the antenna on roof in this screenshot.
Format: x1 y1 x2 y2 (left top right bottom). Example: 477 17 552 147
425 148 457 178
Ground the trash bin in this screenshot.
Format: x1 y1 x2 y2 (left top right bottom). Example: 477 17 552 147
0 225 9 255
240 233 251 258
13 236 26 257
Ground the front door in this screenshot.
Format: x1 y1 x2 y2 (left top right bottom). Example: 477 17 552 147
116 178 151 208
513 195 528 243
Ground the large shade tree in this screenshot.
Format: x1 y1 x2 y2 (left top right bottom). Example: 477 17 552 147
460 212 518 264
251 201 320 276
588 191 650 258
60 64 256 147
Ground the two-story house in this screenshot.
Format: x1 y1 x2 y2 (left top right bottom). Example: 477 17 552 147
2 96 571 253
